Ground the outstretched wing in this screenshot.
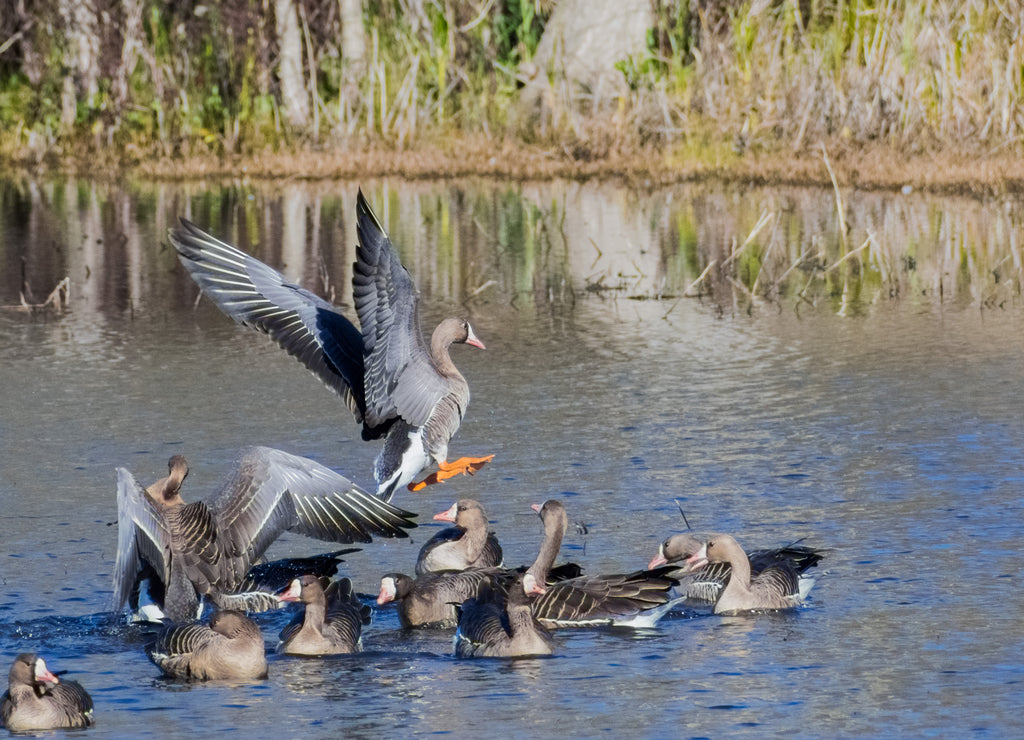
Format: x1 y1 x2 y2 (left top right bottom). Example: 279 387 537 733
112 467 172 612
209 446 417 589
169 218 366 420
353 190 448 431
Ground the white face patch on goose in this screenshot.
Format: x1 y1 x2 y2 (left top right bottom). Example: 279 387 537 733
33 657 59 684
278 578 303 602
376 577 397 604
522 573 546 595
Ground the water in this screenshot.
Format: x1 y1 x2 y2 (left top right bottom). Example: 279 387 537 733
1 177 1023 737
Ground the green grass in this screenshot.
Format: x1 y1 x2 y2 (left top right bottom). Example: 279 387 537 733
0 1 1021 165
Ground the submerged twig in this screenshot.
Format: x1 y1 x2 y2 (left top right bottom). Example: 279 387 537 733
723 210 774 267
824 234 873 273
821 143 848 253
2 277 70 312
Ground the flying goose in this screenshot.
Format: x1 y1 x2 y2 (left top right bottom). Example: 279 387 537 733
415 499 503 575
147 609 268 680
648 532 824 604
683 533 821 614
168 190 493 500
276 576 370 656
111 446 417 623
454 573 554 659
1 654 94 731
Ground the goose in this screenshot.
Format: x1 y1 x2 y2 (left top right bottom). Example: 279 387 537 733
129 549 357 624
376 570 497 629
168 190 493 500
684 534 821 614
276 576 370 656
526 501 679 628
415 499 503 575
1 654 94 731
648 533 824 605
454 573 554 658
147 609 268 680
111 446 417 623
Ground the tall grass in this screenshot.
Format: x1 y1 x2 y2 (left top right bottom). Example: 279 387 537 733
0 1 1021 166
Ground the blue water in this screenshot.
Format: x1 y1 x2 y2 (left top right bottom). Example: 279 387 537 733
1 178 1023 737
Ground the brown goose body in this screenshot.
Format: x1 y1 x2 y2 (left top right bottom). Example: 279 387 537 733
112 447 416 622
416 499 503 575
376 570 497 629
277 576 370 656
169 190 492 500
147 610 268 680
527 501 678 628
649 533 825 605
686 534 818 614
455 573 554 659
1 654 94 731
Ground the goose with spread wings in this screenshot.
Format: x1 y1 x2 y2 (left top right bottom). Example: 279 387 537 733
111 446 417 623
168 190 493 500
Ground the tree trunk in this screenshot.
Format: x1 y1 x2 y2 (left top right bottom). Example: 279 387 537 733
113 0 144 131
518 0 653 128
337 0 366 132
58 0 101 130
275 0 310 129
339 0 366 71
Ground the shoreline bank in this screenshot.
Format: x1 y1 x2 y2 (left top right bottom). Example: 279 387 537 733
2 137 1021 198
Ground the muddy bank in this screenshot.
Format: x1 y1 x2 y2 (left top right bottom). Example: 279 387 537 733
3 136 1022 197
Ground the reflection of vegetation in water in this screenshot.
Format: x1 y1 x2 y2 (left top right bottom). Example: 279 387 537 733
0 178 1019 318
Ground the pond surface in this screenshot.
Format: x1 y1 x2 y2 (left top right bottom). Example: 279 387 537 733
0 176 1022 738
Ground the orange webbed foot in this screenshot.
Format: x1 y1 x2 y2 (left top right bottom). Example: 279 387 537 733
407 454 495 492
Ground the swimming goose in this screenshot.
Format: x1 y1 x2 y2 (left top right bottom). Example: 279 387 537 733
376 570 497 629
169 190 493 500
128 549 357 624
648 533 824 604
147 609 268 680
526 501 679 628
454 573 554 658
684 534 820 614
277 576 370 656
415 499 503 575
1 654 94 731
111 446 417 623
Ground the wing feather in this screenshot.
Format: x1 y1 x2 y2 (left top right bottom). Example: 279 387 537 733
532 568 676 627
354 191 448 430
205 447 415 589
168 218 365 420
112 468 172 612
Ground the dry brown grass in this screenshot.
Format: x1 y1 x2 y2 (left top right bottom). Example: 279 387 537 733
20 133 1015 198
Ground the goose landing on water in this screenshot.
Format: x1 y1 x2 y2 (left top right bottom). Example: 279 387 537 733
169 190 493 500
111 446 417 623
